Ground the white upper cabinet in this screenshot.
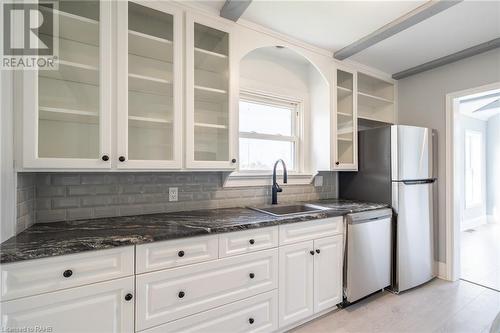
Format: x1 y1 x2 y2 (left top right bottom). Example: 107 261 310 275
334 67 358 170
185 13 237 170
116 1 183 169
22 0 112 169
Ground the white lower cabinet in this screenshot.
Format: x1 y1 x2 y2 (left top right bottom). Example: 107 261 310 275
142 290 278 333
279 235 343 328
1 276 135 333
136 248 278 331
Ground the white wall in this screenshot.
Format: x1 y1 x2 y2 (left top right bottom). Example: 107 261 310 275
456 114 487 230
397 48 500 262
487 113 500 223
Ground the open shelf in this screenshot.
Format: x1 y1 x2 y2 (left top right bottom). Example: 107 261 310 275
129 30 173 63
194 85 227 103
39 106 98 124
129 73 172 96
337 86 353 99
194 47 228 73
194 122 228 129
357 72 394 101
358 92 393 108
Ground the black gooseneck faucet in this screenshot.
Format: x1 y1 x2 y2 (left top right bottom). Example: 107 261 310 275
272 159 288 205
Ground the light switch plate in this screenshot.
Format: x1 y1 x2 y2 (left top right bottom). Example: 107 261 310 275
169 187 178 201
314 176 323 187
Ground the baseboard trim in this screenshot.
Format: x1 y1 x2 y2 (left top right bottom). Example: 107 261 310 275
461 215 487 231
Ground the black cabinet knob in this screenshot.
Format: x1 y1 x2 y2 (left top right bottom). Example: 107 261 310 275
231 158 237 163
178 291 185 298
310 250 315 255
119 156 126 162
316 249 321 254
249 239 255 245
63 269 73 278
248 318 255 324
249 273 255 279
178 250 185 257
335 161 340 165
101 155 109 161
124 293 133 301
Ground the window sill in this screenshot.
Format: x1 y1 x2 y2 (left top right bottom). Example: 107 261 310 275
223 172 316 188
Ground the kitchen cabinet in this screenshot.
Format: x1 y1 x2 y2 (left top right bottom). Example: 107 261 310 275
185 13 237 170
116 1 183 169
22 0 113 169
1 276 135 333
279 234 343 328
334 67 358 170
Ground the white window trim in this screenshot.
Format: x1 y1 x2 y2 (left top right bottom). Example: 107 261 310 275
225 89 312 187
464 129 483 209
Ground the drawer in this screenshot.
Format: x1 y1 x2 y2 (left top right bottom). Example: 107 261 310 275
219 226 278 258
142 290 278 333
136 235 219 274
1 246 134 301
136 248 278 331
279 217 343 245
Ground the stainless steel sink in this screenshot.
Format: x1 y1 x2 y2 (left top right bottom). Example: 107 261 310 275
251 204 329 217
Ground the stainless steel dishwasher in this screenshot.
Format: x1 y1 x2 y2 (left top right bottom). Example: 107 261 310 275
343 208 393 306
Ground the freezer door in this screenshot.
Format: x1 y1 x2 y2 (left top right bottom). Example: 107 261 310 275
391 125 433 181
393 181 435 292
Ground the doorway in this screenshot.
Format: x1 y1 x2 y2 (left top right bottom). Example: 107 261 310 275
446 83 500 291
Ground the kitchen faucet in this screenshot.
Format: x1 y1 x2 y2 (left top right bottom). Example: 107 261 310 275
272 159 288 205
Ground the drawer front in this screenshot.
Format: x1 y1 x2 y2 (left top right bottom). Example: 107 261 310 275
136 248 278 331
136 235 219 274
2 276 134 333
143 290 278 333
219 227 278 258
279 217 343 245
1 246 134 301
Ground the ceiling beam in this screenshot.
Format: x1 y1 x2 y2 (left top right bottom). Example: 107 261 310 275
333 0 462 60
392 38 500 80
220 0 252 22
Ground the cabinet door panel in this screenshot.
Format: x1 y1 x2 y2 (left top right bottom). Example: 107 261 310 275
314 235 343 312
278 241 314 328
23 0 112 169
1 277 134 333
116 1 182 169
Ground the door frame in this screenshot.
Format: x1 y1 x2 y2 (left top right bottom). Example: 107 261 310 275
444 81 500 281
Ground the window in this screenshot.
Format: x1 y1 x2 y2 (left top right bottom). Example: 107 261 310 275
239 92 300 172
465 130 482 208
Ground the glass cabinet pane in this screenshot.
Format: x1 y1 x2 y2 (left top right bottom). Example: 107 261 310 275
127 2 174 161
336 69 355 165
193 23 229 162
37 1 100 159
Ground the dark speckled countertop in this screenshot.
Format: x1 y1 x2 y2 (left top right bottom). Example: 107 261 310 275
0 199 389 264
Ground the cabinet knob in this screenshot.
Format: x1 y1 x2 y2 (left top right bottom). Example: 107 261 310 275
231 158 237 163
124 293 133 301
178 250 185 257
63 269 73 278
249 273 255 279
335 161 340 165
178 291 185 298
316 249 321 254
310 250 315 255
248 318 255 324
249 239 255 245
119 156 126 162
101 155 109 161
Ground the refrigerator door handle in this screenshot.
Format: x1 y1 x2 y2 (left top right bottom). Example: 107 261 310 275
402 179 436 185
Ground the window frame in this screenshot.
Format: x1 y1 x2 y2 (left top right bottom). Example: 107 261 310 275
464 129 483 209
238 89 302 173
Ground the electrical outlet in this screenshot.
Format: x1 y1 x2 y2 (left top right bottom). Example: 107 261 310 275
314 175 323 187
169 187 178 202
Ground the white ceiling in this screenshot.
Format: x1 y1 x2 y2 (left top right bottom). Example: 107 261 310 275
460 92 500 121
190 0 500 76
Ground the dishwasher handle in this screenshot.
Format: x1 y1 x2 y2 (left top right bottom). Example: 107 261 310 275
346 208 393 225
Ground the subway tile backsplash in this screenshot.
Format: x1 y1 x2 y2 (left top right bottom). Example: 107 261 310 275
16 172 338 226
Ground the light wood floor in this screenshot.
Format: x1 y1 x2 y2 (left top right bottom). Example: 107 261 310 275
291 279 500 333
461 223 500 291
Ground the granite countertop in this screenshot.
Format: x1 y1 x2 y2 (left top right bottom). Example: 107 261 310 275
0 199 389 264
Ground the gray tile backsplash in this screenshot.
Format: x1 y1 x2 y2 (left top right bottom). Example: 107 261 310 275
16 172 338 226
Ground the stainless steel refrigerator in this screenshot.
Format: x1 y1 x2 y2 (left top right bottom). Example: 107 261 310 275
339 125 437 293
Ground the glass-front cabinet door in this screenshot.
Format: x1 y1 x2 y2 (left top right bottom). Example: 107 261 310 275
116 1 182 169
334 68 358 170
23 0 112 169
185 14 236 169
